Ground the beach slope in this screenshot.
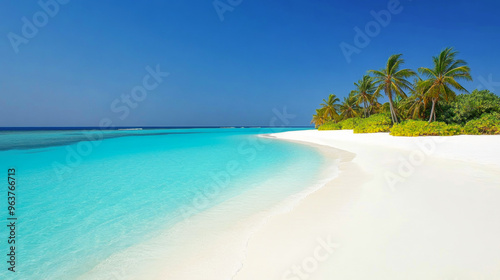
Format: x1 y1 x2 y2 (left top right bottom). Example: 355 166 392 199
234 130 500 280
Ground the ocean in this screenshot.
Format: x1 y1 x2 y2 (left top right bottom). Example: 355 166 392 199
0 128 334 279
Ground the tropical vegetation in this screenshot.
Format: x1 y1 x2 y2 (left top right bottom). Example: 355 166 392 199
369 54 416 124
312 47 500 136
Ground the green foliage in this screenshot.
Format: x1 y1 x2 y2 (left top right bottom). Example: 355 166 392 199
390 120 462 136
462 113 500 135
439 90 500 124
318 110 499 136
312 49 500 136
369 54 416 124
353 113 392 133
339 93 361 120
337 117 360 129
418 47 472 122
318 114 391 133
319 117 362 130
318 121 342 130
352 75 376 118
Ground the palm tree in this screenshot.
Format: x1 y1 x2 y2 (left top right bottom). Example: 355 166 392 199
393 95 407 120
368 91 383 115
402 78 431 120
369 54 416 124
311 108 326 128
320 94 340 122
339 93 360 120
380 102 391 114
352 75 376 118
418 47 472 122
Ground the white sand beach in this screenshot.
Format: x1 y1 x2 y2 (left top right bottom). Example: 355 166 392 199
82 129 500 280
231 130 500 279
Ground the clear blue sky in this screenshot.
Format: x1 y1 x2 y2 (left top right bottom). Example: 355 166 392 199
1 0 499 127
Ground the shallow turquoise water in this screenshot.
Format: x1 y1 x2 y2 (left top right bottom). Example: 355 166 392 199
0 128 326 279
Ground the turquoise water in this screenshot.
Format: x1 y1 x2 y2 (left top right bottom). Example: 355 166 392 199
0 128 327 279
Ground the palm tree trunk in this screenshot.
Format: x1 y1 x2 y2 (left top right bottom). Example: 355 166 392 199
388 97 398 124
368 99 372 117
389 104 394 123
364 100 367 118
428 99 436 123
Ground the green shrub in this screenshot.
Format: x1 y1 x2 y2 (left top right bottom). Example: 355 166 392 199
353 113 392 133
355 124 391 133
390 120 462 136
318 121 342 130
462 113 500 135
318 114 392 133
337 118 360 129
439 90 500 125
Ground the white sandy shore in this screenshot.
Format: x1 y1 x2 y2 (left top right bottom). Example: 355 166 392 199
232 130 500 280
82 130 500 280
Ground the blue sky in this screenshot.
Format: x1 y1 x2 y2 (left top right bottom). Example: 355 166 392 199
1 0 499 127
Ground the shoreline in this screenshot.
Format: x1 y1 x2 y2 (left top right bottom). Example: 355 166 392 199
78 135 341 280
232 129 500 279
80 129 500 279
232 133 368 279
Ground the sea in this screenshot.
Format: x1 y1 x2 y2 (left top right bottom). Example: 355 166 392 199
0 128 335 279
